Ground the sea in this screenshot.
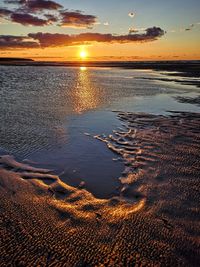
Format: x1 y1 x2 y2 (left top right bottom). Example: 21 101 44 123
0 65 199 198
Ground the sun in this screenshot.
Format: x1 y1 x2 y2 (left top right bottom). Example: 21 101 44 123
79 50 88 60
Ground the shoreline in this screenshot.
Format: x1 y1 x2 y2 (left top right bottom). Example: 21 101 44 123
0 62 200 266
0 111 200 266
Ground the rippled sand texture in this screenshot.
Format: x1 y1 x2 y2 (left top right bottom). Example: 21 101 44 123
0 112 200 266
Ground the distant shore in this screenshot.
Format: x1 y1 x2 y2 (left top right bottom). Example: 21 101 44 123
1 58 199 73
0 58 199 69
0 57 34 62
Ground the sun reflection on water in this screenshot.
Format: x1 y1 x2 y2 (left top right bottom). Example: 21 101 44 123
80 66 87 71
73 67 101 113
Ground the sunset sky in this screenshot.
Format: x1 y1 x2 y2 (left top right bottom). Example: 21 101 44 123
0 0 199 61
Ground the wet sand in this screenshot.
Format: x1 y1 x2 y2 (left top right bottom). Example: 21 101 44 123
0 111 200 266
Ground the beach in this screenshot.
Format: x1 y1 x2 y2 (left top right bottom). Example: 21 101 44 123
0 62 200 266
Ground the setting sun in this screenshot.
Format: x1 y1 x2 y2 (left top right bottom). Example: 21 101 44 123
0 0 200 265
79 50 88 60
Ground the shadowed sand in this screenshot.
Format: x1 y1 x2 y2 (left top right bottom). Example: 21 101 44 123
0 112 200 266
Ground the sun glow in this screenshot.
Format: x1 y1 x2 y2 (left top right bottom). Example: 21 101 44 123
79 50 88 60
80 66 87 71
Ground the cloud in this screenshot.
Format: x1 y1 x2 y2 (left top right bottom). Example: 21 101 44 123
59 11 97 28
0 35 39 49
0 26 165 49
4 0 63 11
0 7 12 17
185 23 196 31
185 24 194 31
169 29 176 33
26 0 62 11
44 13 58 23
0 1 97 28
129 27 139 34
4 1 26 3
11 13 49 26
128 12 135 18
28 27 165 47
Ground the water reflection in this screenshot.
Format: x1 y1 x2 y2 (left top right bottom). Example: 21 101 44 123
80 66 87 71
1 65 196 159
73 67 102 113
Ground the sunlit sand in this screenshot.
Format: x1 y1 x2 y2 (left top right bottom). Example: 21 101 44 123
0 108 200 265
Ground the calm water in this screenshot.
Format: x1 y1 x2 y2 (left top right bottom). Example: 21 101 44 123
0 66 199 197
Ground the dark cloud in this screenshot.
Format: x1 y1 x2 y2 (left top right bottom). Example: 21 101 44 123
4 0 62 11
28 27 165 47
60 11 97 28
0 35 39 49
11 13 49 26
0 7 13 17
25 0 62 11
44 13 58 23
145 27 165 37
0 6 57 26
0 27 165 49
1 1 96 28
3 0 26 4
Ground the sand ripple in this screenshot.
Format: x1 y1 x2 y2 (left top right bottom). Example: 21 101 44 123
0 111 200 266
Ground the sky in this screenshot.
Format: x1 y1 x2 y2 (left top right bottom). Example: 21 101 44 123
0 0 200 61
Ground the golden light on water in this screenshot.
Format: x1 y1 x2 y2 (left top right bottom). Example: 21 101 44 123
73 68 101 113
80 66 87 71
